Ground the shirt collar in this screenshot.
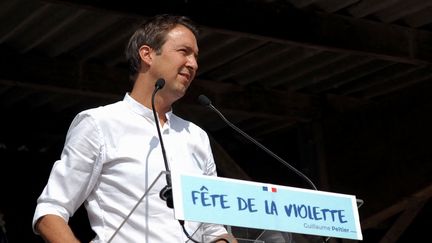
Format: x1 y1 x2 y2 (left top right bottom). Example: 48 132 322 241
123 93 173 122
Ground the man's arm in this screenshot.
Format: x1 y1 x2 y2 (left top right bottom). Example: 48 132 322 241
35 214 80 243
214 233 238 243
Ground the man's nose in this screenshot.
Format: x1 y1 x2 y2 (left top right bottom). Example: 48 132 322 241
187 55 198 71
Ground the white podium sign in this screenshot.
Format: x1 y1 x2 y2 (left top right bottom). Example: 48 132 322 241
172 173 362 240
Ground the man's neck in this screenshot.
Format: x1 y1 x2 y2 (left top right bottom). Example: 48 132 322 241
130 78 171 125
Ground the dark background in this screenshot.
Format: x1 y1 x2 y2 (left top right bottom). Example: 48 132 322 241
1 0 432 242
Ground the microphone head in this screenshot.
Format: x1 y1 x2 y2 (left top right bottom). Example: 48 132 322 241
197 94 212 106
155 78 165 89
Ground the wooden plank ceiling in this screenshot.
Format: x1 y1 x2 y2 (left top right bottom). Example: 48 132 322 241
1 0 432 242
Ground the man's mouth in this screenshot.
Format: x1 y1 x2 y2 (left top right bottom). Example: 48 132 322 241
179 72 191 82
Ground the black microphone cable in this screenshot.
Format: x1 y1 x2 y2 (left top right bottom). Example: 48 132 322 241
106 81 196 242
197 95 326 242
152 79 203 242
178 220 200 243
198 95 366 243
197 94 318 190
151 78 174 208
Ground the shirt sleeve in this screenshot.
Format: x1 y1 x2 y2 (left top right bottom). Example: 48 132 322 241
201 131 218 176
198 127 230 238
32 111 104 233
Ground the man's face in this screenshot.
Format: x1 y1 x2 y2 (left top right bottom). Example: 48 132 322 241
150 24 199 103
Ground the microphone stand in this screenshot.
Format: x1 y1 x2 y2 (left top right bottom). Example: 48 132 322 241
197 94 317 190
198 94 365 243
107 79 172 242
107 171 167 243
108 79 202 242
151 78 173 208
152 79 200 243
198 95 324 242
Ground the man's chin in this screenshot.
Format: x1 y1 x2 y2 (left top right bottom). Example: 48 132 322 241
171 90 187 102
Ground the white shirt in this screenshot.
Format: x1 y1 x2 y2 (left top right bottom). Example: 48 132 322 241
33 93 227 242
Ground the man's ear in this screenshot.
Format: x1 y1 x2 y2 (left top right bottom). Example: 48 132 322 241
138 45 153 66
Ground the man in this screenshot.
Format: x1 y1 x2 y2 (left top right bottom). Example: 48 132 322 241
32 14 237 243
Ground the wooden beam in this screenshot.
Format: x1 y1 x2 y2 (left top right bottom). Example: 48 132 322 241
48 0 432 65
379 199 426 243
361 183 432 229
0 46 321 121
182 79 320 121
209 136 251 181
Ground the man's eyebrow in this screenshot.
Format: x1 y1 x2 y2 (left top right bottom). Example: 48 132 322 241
181 45 199 57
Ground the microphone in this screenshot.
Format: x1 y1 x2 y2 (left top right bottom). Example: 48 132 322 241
199 95 365 243
152 81 203 243
151 78 173 208
197 94 318 191
107 79 173 242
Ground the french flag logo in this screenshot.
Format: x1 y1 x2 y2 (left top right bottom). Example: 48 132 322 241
262 186 277 193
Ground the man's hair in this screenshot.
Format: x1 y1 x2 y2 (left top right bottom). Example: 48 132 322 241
125 14 199 81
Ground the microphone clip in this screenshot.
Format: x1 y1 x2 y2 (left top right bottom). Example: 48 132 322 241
159 185 174 208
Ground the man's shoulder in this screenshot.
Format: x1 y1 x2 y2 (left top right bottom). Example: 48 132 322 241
72 100 126 124
171 113 210 139
171 113 201 130
79 100 124 116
